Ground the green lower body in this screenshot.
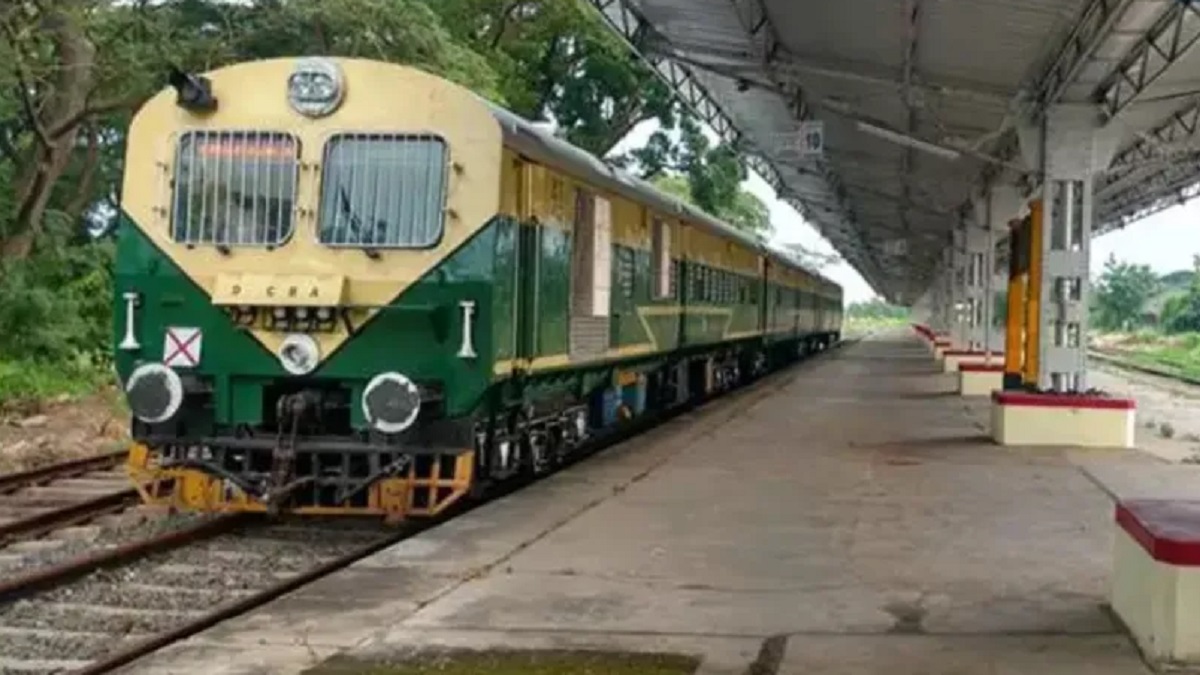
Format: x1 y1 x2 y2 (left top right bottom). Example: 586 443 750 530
112 214 841 514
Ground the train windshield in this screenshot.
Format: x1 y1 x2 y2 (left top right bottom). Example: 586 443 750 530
317 133 448 249
171 131 299 247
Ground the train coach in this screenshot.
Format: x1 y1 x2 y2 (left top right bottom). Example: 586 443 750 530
114 57 843 521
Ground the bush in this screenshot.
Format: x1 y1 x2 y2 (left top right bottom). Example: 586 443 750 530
0 216 116 404
0 359 115 410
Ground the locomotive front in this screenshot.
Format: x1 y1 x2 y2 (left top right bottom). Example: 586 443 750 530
115 57 504 519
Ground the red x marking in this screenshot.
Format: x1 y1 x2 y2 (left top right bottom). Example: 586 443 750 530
164 329 201 366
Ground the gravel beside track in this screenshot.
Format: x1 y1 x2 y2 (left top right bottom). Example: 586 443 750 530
0 511 210 579
0 518 396 674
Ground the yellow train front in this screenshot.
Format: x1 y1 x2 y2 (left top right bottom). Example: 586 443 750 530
113 57 843 521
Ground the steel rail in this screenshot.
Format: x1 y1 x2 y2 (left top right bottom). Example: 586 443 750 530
0 513 246 604
0 450 128 494
1088 348 1200 387
0 487 141 545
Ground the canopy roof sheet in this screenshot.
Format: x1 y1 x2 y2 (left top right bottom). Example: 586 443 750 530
590 0 1200 304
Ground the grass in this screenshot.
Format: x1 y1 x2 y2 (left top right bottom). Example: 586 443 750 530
305 650 701 675
1092 331 1200 380
0 357 116 411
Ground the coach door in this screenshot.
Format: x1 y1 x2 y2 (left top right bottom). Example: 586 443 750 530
513 158 539 364
760 259 771 335
568 189 611 361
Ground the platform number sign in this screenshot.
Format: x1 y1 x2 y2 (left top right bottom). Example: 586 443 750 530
799 121 824 158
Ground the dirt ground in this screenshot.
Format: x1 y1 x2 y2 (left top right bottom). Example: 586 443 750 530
0 385 129 473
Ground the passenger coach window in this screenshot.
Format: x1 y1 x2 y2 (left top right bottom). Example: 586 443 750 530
171 131 299 246
318 133 447 248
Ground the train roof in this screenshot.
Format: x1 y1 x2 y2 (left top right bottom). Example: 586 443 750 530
481 100 841 293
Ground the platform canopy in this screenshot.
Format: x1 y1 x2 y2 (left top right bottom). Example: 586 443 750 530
588 0 1200 304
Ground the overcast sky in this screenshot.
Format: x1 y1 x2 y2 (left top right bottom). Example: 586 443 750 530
612 120 1200 305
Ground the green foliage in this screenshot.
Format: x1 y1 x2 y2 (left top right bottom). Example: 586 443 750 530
229 0 505 101
0 219 117 402
0 221 115 365
629 118 769 237
425 0 674 155
993 289 1007 328
1091 254 1159 331
648 173 770 237
1160 256 1200 334
846 298 908 321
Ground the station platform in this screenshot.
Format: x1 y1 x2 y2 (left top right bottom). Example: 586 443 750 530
120 331 1166 675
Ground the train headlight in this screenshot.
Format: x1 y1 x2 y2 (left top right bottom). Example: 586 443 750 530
124 363 183 424
362 372 421 434
278 333 320 375
287 58 344 118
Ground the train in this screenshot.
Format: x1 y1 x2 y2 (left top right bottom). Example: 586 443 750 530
114 57 843 521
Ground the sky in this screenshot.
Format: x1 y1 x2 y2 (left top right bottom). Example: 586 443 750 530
609 120 1200 306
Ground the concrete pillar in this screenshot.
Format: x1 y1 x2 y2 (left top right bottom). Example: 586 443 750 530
990 265 1008 350
976 184 1023 354
928 255 947 334
941 245 955 335
959 224 987 350
1017 104 1121 392
951 225 971 346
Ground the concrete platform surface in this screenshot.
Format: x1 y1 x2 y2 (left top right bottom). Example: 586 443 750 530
1080 460 1200 502
117 331 1161 675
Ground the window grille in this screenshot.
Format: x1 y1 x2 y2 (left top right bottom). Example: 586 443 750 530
318 133 448 248
171 130 299 247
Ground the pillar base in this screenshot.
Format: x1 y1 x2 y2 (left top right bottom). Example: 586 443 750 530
932 338 953 359
959 363 1004 396
942 350 1004 374
1111 500 1200 668
989 391 1136 448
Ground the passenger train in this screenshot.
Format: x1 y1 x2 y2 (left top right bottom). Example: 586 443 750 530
114 57 843 520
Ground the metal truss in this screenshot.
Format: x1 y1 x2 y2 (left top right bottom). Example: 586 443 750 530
585 0 890 289
1095 0 1200 121
1098 174 1200 232
1097 99 1200 232
719 0 885 279
978 0 1193 217
1034 0 1136 106
1107 99 1200 172
586 0 741 148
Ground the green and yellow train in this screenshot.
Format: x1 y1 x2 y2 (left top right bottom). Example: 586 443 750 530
114 57 843 520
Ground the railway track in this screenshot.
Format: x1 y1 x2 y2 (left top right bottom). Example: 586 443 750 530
0 338 857 674
1087 348 1200 387
0 514 412 675
0 451 144 549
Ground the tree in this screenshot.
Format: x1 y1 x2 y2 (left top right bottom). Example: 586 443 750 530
649 172 770 238
1161 255 1200 334
425 0 675 156
621 116 769 237
1092 254 1159 331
